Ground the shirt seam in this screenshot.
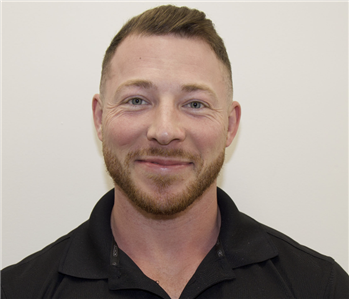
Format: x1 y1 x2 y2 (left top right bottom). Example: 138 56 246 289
1 285 9 299
266 229 334 265
4 234 71 269
323 262 336 298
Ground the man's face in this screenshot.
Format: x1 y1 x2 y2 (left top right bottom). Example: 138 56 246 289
93 35 240 216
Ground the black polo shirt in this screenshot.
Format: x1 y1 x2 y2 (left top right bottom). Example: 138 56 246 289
2 188 348 298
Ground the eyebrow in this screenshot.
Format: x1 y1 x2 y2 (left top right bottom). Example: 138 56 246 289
113 80 217 101
182 84 218 101
113 79 154 98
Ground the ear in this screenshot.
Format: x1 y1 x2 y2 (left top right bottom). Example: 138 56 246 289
92 94 103 141
226 101 241 147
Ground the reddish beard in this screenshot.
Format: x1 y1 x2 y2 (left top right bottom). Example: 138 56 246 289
103 145 225 216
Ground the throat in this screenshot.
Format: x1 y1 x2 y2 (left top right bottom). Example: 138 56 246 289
110 187 222 298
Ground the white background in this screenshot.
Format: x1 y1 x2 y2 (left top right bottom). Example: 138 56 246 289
2 2 348 272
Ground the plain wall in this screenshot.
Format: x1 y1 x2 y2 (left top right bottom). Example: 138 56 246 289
2 2 348 272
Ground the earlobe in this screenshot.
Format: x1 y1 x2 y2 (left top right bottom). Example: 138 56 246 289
226 101 241 147
92 94 103 141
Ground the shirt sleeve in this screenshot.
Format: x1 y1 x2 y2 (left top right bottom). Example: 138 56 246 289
2 286 9 299
325 262 349 299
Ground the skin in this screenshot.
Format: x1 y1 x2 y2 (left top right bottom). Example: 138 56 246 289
93 34 241 299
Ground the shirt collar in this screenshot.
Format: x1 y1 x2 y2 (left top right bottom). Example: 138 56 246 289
217 188 278 269
59 189 115 279
59 188 278 280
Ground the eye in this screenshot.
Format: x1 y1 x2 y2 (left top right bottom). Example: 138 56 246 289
186 101 205 109
129 98 146 105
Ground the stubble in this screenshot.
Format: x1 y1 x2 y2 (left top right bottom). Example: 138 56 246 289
103 145 225 216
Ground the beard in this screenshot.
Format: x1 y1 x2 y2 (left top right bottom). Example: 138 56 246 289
103 144 225 216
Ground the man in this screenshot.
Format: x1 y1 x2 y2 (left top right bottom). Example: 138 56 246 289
2 5 348 299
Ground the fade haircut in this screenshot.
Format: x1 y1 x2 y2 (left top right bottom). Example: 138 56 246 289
100 5 232 97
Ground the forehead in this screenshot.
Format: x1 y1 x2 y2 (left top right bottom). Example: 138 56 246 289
104 34 229 100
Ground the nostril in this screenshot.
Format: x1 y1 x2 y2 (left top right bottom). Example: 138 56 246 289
147 122 185 145
146 106 186 144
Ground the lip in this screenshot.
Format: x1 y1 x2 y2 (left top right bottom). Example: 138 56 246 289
137 157 192 166
135 157 193 170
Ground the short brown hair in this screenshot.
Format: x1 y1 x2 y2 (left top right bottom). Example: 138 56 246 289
100 5 232 96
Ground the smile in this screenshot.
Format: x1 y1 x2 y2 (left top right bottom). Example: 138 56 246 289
135 158 193 170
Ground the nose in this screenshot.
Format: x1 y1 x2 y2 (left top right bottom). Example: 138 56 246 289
146 102 185 145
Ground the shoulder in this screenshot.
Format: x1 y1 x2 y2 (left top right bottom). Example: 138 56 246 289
258 218 349 297
2 233 70 272
1 223 85 299
261 220 339 269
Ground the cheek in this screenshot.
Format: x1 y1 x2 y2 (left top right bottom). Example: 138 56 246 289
190 121 228 157
103 115 145 149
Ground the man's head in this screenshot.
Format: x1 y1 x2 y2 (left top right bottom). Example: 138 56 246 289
93 5 240 216
99 5 232 99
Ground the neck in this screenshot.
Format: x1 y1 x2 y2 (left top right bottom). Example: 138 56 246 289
110 185 220 289
111 185 220 258
110 185 220 298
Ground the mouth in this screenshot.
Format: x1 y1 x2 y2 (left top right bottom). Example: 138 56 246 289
135 157 193 172
136 158 192 166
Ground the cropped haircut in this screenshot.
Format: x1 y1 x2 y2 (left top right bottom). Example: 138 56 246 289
100 5 232 97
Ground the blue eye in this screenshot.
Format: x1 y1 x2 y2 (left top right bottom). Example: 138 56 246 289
188 101 203 109
130 98 144 105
